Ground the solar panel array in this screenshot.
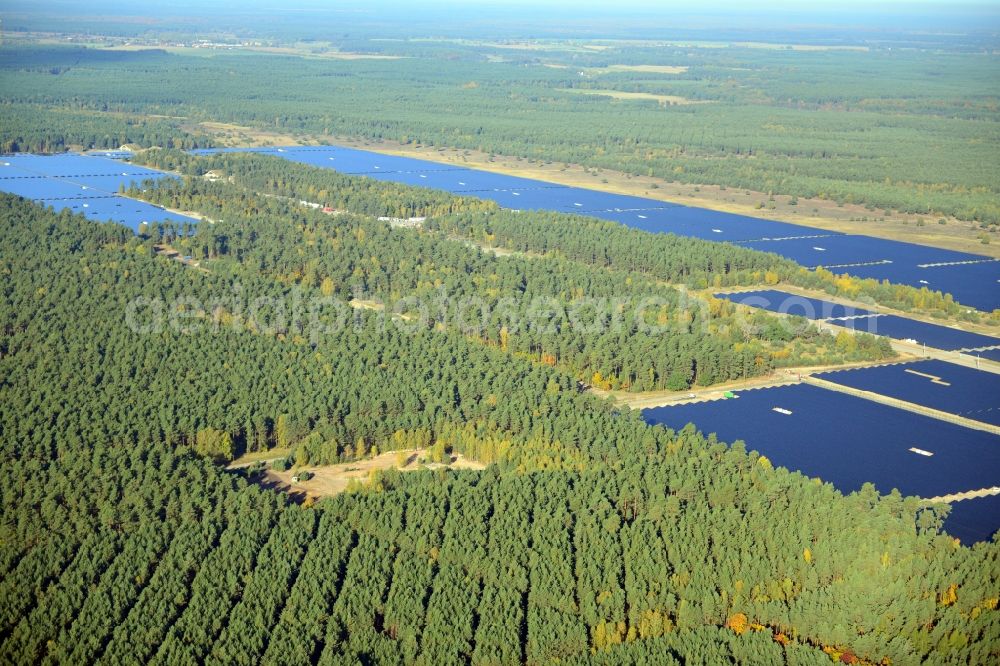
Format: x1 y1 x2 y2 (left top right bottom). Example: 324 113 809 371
0 153 197 232
644 382 1000 501
717 289 1000 351
816 359 1000 427
193 145 1000 312
6 146 996 310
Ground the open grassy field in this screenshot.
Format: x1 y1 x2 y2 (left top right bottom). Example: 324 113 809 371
584 64 689 74
558 88 706 105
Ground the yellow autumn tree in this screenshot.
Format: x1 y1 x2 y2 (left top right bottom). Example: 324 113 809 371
591 370 606 389
320 276 335 296
591 620 626 651
939 583 958 606
726 612 749 635
637 609 671 639
835 330 857 353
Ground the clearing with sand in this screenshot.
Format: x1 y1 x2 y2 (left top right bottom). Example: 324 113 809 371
237 448 486 502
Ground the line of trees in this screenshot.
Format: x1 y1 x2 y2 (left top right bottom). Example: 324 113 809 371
127 153 894 395
430 207 999 321
0 104 211 153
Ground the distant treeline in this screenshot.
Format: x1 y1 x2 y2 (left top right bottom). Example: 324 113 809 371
0 104 211 153
3 44 996 224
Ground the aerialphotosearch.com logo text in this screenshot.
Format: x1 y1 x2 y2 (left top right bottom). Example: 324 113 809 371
124 286 856 342
122 284 746 341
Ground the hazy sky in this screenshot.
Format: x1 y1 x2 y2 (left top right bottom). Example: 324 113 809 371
10 0 999 12
5 0 998 36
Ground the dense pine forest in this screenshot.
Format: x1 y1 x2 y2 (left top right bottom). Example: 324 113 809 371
125 151 895 393
0 192 997 664
2 9 999 664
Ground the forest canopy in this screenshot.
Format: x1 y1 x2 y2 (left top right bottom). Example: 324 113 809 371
0 187 995 664
1 22 998 665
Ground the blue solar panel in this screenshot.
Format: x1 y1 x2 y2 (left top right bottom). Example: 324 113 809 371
366 168 568 193
845 260 1000 313
474 187 576 210
190 147 273 155
816 360 1000 426
738 234 977 270
43 197 196 233
56 173 176 194
940 494 1000 544
0 164 42 180
278 147 465 174
597 207 833 242
969 348 1000 362
1 153 163 178
0 153 197 231
84 150 139 160
0 178 113 200
717 289 875 319
827 315 1000 351
643 383 1000 499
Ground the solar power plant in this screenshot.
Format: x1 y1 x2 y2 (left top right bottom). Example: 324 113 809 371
969 348 1000 363
0 153 197 232
716 289 875 319
846 260 1000 314
468 187 590 211
827 314 1000 351
366 168 563 193
517 188 676 213
0 177 116 201
271 146 466 174
57 173 174 193
643 383 1000 502
815 360 1000 426
597 206 825 242
1 153 165 178
41 197 197 232
190 147 270 155
942 494 1000 544
85 150 140 160
738 234 981 269
716 289 1000 351
0 164 45 179
193 145 999 311
747 234 983 268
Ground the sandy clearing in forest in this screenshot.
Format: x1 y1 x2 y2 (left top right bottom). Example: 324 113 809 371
245 448 486 502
